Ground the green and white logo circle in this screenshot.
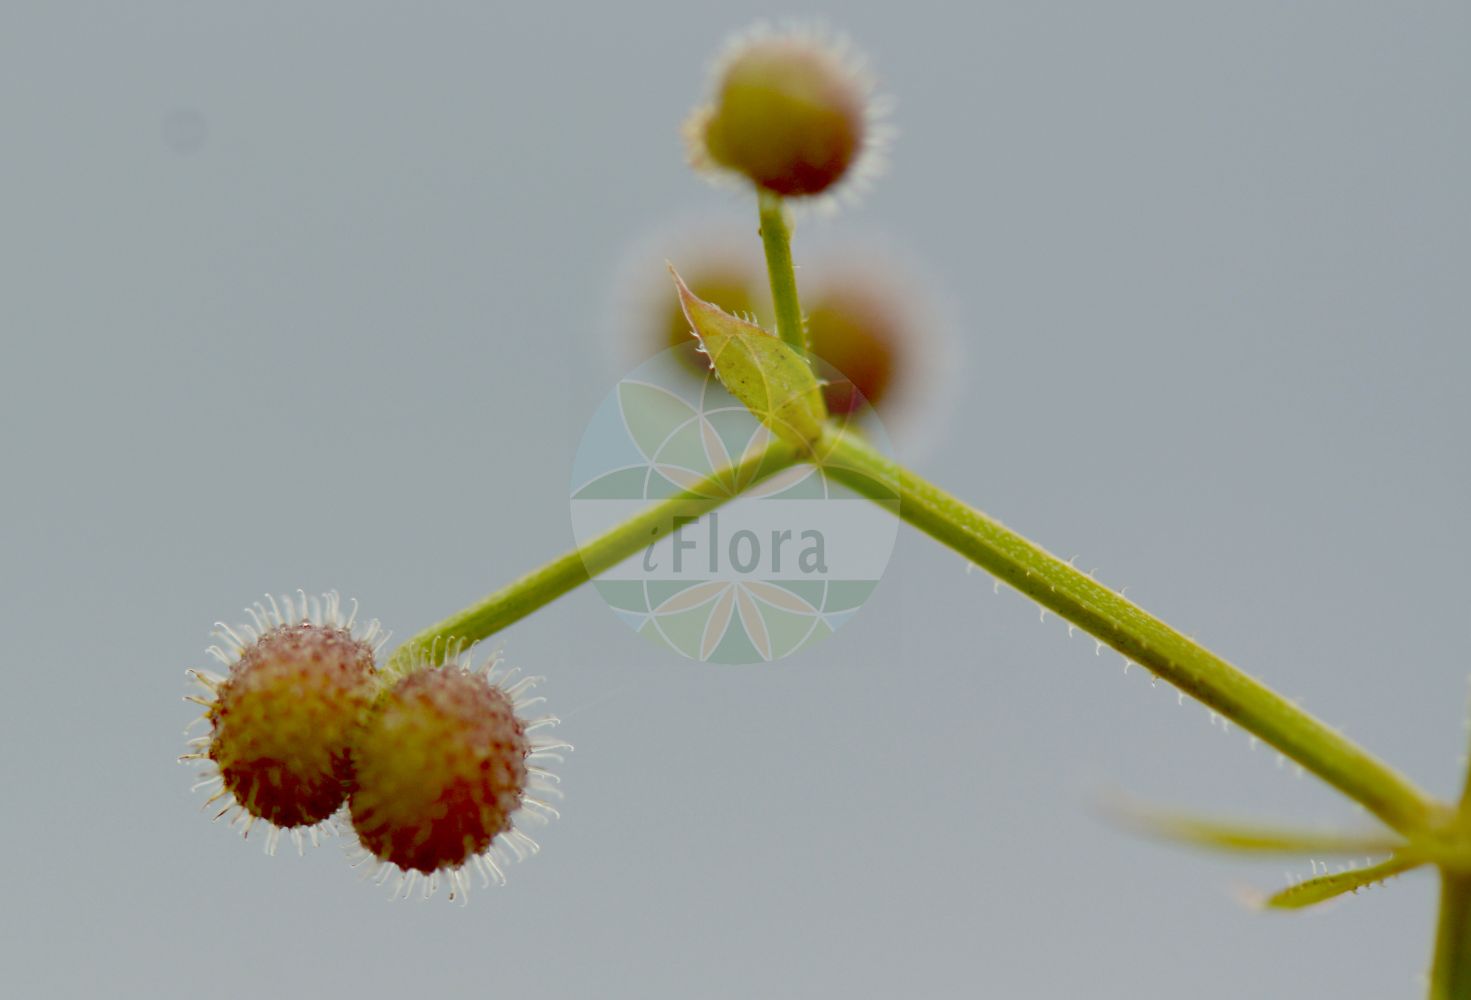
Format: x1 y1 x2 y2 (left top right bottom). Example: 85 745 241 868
570 346 898 664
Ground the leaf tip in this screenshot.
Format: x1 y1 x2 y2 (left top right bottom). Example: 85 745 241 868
667 261 721 352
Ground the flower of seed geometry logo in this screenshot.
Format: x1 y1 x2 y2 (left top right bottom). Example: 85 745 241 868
570 347 898 664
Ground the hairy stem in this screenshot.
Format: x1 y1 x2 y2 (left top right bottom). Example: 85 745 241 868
757 190 807 356
386 439 799 673
1431 870 1471 999
815 423 1439 837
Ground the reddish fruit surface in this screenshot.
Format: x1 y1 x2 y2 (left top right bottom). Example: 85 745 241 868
349 667 530 874
806 287 901 414
700 39 865 197
208 624 377 827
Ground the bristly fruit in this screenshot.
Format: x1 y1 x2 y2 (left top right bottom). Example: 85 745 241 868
686 27 884 200
609 216 772 377
181 591 389 855
799 241 957 454
346 651 569 902
806 284 902 415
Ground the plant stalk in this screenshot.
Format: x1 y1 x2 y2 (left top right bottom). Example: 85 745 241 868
1431 870 1471 999
386 439 798 672
757 190 808 357
815 423 1440 837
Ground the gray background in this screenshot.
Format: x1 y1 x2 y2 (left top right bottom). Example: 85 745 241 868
2 2 1467 997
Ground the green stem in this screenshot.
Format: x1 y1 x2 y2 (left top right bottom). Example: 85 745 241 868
385 439 799 673
1431 870 1471 999
815 423 1440 837
757 190 807 356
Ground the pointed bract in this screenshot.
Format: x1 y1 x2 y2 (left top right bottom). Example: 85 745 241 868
670 264 826 449
1259 854 1425 911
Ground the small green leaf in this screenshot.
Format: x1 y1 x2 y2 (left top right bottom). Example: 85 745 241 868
670 264 826 450
1260 853 1425 911
1106 798 1405 857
